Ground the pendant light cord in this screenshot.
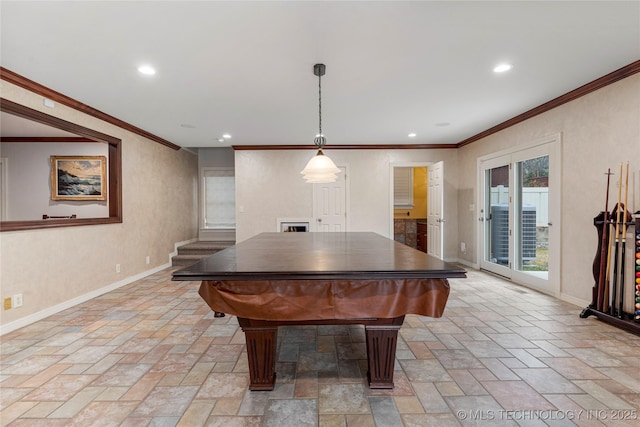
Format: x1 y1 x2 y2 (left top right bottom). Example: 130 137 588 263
313 64 327 149
318 72 322 140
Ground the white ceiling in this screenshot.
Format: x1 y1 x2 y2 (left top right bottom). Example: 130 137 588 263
1 1 639 149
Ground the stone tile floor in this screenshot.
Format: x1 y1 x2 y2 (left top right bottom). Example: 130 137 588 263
1 268 639 426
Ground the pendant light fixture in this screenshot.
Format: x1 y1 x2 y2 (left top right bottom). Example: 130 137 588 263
301 63 341 183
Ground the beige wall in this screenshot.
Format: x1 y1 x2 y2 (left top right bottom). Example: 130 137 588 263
235 148 460 259
0 81 199 332
457 73 640 305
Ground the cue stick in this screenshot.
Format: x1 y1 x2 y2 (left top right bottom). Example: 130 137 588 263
604 219 614 313
618 161 630 318
611 163 624 315
596 168 612 312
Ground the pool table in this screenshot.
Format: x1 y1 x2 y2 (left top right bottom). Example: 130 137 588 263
172 232 465 390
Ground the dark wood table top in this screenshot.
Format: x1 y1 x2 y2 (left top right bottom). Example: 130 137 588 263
173 232 466 281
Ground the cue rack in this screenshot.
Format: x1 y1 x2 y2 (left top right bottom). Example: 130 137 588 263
580 162 640 335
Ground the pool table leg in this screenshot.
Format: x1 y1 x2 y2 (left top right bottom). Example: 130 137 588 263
365 317 404 388
237 318 277 391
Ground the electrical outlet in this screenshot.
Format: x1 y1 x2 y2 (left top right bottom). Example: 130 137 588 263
146 256 150 265
13 294 23 308
4 297 12 310
116 264 121 273
461 242 466 252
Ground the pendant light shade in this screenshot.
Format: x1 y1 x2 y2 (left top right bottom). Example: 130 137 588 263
301 64 341 184
300 149 341 183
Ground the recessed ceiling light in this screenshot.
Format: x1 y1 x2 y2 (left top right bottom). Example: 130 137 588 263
493 63 512 73
217 138 225 143
408 133 417 138
138 65 156 75
222 134 232 139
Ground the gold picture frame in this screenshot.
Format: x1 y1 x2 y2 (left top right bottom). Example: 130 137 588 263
50 155 107 201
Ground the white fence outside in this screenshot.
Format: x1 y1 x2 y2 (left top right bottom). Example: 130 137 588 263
490 186 549 227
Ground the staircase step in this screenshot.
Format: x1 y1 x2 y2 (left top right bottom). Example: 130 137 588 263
177 242 233 255
172 240 235 267
171 254 210 267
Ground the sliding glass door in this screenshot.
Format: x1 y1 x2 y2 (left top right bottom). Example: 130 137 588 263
479 136 560 295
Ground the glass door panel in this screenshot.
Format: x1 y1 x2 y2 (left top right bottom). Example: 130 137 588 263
516 156 549 280
481 162 512 278
488 165 510 267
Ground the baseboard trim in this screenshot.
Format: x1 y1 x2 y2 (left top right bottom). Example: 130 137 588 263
0 239 199 336
0 262 173 336
558 292 590 309
454 258 479 270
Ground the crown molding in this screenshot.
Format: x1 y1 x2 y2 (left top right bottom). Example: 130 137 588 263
0 67 181 150
232 144 457 150
457 60 640 147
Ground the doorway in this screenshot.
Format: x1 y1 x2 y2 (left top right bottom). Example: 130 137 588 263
199 167 236 241
478 135 561 295
391 161 444 259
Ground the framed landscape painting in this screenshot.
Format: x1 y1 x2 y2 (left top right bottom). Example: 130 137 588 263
50 156 107 201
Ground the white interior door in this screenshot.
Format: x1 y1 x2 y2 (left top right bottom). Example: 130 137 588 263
427 161 444 259
313 166 347 232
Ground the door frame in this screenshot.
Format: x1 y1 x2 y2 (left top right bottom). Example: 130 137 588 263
476 133 562 296
389 161 443 258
